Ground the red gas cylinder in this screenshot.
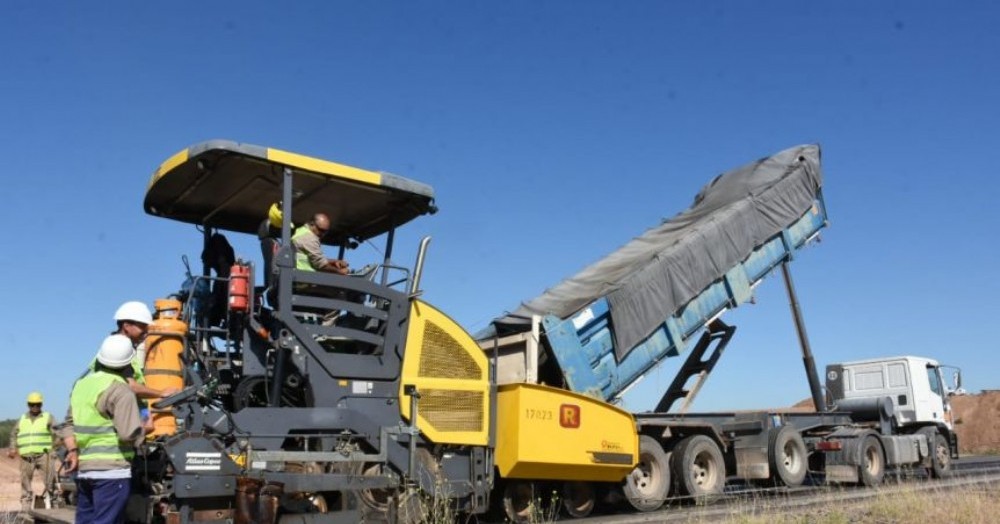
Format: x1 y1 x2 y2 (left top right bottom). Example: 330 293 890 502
229 263 251 312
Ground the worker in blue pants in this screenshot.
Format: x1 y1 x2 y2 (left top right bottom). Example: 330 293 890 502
62 335 145 524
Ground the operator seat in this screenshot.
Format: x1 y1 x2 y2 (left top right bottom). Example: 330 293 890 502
257 218 280 307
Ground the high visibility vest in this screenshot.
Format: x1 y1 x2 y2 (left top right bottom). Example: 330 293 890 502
131 354 145 385
16 412 52 455
292 225 316 271
70 371 135 464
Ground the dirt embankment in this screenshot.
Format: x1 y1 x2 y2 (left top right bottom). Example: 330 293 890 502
950 391 1000 455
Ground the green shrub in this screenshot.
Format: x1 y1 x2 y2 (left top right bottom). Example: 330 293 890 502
0 419 16 449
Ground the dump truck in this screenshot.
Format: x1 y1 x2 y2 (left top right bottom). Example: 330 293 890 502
477 144 962 513
74 140 959 524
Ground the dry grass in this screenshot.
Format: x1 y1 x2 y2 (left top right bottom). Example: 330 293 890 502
417 478 1000 524
683 484 1000 524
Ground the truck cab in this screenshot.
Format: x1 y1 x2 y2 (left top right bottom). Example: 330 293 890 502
826 356 958 430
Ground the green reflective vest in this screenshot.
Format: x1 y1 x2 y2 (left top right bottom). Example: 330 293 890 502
131 352 145 385
70 371 135 464
16 412 52 455
292 225 316 271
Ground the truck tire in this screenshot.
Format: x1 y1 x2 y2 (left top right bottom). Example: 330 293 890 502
671 435 725 498
769 426 808 487
928 432 952 479
858 435 885 487
561 481 596 518
623 435 670 512
502 481 534 523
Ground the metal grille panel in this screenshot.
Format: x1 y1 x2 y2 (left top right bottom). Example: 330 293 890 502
419 322 482 379
419 389 484 432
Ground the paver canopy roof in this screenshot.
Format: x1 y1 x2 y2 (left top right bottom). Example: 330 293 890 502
144 139 436 245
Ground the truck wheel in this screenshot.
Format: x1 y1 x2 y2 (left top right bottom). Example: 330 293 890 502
769 426 808 487
671 435 725 498
561 481 595 518
623 435 670 512
928 432 952 479
502 481 535 523
858 435 885 487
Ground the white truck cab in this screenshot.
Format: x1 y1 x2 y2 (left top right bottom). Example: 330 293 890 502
826 356 959 430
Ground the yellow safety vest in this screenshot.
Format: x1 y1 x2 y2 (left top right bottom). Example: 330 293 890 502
292 225 316 271
16 412 52 455
70 371 135 464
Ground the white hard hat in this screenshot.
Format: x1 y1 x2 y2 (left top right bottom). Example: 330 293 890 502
114 301 153 325
97 334 136 369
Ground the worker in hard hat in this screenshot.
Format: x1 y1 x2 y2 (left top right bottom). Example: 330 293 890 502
7 392 56 511
292 213 350 275
112 300 153 365
114 301 151 339
258 203 285 306
61 334 146 524
85 301 177 401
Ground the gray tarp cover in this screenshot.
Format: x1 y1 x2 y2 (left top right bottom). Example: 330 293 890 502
490 144 823 358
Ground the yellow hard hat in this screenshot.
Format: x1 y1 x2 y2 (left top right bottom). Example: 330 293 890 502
26 392 43 404
268 203 284 229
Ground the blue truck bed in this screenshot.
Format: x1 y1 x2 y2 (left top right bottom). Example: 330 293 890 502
542 197 826 401
483 145 826 402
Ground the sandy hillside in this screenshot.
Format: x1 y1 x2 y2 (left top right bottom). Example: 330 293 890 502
950 391 1000 455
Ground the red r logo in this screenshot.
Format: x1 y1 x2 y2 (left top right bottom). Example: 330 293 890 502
560 404 580 428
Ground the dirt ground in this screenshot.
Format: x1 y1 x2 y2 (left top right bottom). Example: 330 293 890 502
0 453 59 513
0 393 996 513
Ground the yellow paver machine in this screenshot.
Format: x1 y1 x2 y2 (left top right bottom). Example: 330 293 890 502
135 140 637 523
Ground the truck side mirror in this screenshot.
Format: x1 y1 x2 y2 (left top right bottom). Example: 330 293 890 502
953 370 962 391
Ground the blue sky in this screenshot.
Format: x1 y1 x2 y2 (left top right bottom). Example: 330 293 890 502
1 2 997 420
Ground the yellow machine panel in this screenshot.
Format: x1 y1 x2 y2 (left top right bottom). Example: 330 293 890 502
496 383 637 482
267 148 382 186
400 300 490 446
